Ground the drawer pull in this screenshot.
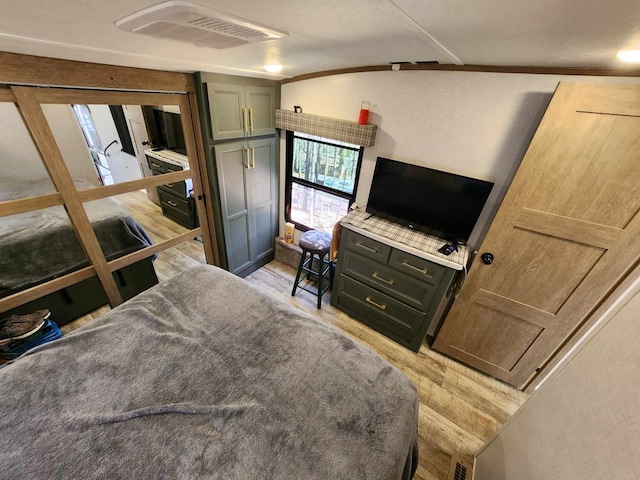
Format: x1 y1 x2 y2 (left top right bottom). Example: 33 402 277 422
372 272 394 285
166 183 174 188
151 163 162 168
356 242 378 253
402 261 428 275
365 296 387 311
167 200 178 207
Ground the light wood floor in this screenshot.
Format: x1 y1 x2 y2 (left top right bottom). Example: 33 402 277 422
64 190 528 480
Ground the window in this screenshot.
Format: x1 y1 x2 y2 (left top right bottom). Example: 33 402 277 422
285 131 363 233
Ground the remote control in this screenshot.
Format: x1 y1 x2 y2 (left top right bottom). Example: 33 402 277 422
437 243 457 256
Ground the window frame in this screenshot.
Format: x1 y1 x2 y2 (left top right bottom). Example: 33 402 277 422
284 130 364 232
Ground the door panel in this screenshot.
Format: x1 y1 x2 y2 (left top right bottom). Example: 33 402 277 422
207 83 245 140
433 83 640 388
248 138 276 262
245 85 275 137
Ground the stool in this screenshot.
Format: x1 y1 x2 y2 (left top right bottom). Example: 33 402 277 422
291 230 333 309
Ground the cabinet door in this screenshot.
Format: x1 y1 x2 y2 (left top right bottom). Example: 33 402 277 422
245 86 275 137
207 83 246 141
433 83 640 388
247 137 277 263
214 141 252 274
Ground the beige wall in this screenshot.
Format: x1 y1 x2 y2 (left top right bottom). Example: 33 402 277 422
280 71 640 248
475 269 640 480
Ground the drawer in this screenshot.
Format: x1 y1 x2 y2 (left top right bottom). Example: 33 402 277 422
337 274 425 337
341 250 436 311
388 249 446 286
159 189 190 215
165 162 184 172
159 181 188 198
342 229 391 263
147 156 166 173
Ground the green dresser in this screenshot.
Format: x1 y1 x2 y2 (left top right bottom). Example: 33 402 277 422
146 150 198 230
331 227 459 352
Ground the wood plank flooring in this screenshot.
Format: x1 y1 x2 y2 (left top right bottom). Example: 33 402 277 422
62 190 528 479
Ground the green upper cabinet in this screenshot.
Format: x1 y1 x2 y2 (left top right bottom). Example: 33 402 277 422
207 82 275 141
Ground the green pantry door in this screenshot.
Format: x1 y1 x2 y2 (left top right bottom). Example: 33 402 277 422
214 137 277 276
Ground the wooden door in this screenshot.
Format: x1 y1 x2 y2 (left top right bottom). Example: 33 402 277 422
433 83 640 388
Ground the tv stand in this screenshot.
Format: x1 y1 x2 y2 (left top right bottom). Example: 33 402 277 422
330 209 468 352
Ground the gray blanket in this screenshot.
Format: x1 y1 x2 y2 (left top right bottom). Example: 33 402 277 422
0 178 153 298
0 266 418 479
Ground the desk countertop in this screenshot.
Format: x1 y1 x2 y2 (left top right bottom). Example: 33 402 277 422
340 208 469 271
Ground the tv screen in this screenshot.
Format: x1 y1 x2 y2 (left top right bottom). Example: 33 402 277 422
366 157 494 244
143 107 186 155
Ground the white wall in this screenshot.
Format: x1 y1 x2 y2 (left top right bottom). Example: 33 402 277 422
89 104 142 184
0 103 98 187
280 70 640 248
475 268 640 480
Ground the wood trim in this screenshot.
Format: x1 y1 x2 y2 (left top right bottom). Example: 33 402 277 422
0 192 63 218
514 208 623 249
180 93 220 265
281 64 640 84
12 86 123 306
0 87 16 102
34 89 184 106
76 170 190 203
0 51 195 93
0 266 96 312
474 289 556 329
107 229 202 272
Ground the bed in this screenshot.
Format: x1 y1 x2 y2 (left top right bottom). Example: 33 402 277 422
0 178 158 323
0 265 419 479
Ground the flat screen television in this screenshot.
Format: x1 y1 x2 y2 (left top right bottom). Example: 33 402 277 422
366 157 494 244
143 107 186 155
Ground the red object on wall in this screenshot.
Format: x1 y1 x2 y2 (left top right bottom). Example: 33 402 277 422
358 101 370 125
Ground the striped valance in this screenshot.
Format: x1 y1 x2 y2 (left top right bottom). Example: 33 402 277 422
275 109 377 147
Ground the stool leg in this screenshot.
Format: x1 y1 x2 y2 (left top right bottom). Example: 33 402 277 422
292 249 307 296
317 253 324 309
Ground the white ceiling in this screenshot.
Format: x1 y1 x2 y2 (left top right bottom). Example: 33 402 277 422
0 0 639 79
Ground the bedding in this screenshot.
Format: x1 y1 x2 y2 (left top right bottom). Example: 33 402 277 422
0 265 419 479
0 178 153 298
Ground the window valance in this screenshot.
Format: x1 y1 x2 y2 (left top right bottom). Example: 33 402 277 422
275 109 377 147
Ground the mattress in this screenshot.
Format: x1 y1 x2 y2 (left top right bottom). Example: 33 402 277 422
0 265 418 479
0 178 153 298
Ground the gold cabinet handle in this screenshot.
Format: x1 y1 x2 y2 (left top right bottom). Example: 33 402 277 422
243 148 250 169
166 183 174 188
151 163 162 168
167 200 178 207
242 107 249 133
365 296 387 311
355 242 378 253
250 147 256 168
402 261 428 275
372 272 394 285
248 107 254 132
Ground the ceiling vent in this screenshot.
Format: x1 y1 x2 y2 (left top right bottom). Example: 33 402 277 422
115 1 288 49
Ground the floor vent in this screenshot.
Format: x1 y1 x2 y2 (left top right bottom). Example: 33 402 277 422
447 455 471 480
116 1 288 49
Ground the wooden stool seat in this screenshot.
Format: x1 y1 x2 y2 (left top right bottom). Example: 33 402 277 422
291 230 333 308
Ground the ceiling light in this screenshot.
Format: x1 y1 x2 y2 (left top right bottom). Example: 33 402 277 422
617 49 640 63
264 64 283 73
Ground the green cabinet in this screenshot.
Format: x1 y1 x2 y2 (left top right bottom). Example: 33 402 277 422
214 137 278 276
207 82 276 141
331 227 458 352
